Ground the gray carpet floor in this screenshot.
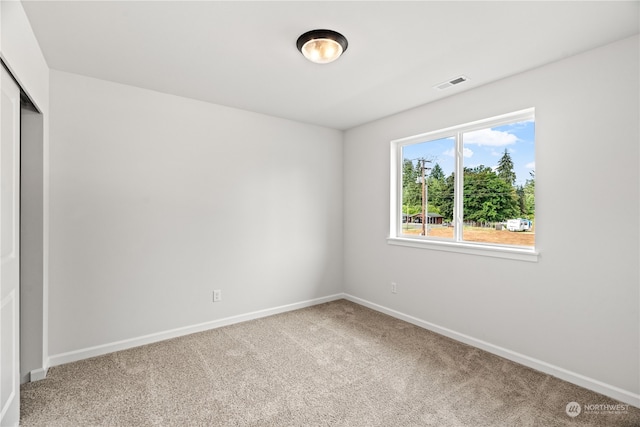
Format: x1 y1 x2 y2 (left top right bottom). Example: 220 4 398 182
20 300 640 426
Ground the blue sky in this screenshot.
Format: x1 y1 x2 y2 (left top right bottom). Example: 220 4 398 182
402 119 535 187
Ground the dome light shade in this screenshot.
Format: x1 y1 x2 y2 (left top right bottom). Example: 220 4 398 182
296 29 348 64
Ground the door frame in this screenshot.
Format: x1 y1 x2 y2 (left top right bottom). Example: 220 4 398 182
0 59 47 427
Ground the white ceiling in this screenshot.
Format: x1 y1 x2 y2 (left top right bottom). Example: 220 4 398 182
21 1 639 130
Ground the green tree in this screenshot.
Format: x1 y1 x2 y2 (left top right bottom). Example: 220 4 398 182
496 148 516 186
516 185 526 216
463 165 519 222
427 163 446 216
429 164 521 223
523 170 535 217
438 173 456 221
430 163 445 181
402 204 422 216
402 159 421 214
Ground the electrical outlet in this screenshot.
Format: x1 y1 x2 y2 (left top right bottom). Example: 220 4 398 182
213 290 222 302
391 282 397 294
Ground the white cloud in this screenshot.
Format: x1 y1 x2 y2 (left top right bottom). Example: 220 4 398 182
506 118 535 128
464 128 518 147
525 161 535 169
444 147 473 158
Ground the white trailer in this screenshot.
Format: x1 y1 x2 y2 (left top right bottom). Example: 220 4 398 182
507 218 532 232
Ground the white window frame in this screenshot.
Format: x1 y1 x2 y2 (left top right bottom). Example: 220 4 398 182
388 108 538 262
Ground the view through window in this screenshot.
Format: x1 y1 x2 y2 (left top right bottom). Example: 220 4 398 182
396 109 535 249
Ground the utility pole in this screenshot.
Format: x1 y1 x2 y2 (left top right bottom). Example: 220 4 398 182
418 159 431 236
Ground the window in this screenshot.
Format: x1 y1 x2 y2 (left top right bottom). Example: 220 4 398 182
389 109 537 261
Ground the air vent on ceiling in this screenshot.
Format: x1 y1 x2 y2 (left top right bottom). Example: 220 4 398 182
434 75 469 91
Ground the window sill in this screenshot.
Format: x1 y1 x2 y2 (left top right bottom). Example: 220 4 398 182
387 237 539 262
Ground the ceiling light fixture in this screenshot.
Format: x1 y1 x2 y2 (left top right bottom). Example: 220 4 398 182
296 29 348 64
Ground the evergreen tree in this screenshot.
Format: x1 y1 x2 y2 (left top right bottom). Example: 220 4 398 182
427 163 446 216
402 159 421 214
430 163 445 181
496 148 517 186
438 173 456 221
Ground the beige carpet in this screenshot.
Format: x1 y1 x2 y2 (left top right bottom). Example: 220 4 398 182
20 300 640 426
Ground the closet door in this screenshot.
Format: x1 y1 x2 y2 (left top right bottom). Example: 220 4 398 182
0 65 21 427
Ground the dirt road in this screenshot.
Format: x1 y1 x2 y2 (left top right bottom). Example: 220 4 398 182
403 226 534 246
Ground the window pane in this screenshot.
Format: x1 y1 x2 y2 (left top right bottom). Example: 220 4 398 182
461 119 535 247
400 137 455 239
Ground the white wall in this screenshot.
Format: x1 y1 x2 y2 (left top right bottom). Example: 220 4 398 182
48 70 343 356
344 36 639 404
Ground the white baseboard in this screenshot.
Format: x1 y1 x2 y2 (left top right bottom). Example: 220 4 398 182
29 363 49 382
43 292 640 409
343 294 640 409
48 293 344 368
